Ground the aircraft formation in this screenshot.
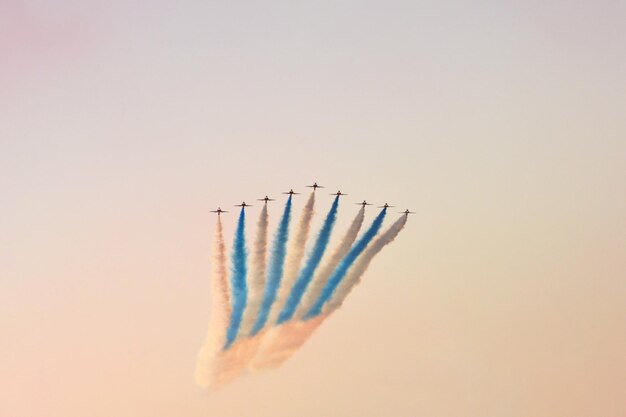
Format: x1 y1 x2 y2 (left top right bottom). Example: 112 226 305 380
211 183 413 216
197 181 412 389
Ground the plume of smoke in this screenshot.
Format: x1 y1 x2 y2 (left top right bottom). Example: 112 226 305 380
248 314 327 371
268 192 316 325
194 216 230 389
326 215 408 313
251 196 293 336
224 208 248 348
304 208 387 319
239 203 269 337
296 206 365 319
209 332 266 389
277 196 339 324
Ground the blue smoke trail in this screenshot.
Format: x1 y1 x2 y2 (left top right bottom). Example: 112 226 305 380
304 208 387 319
223 208 248 349
250 196 293 335
277 196 340 324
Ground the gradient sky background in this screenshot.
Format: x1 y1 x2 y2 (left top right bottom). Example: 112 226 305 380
1 1 625 416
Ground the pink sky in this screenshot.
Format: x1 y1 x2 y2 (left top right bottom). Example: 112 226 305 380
1 2 624 416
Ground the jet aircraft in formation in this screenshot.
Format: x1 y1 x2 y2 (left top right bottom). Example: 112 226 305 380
213 186 411 215
306 182 324 190
282 189 300 196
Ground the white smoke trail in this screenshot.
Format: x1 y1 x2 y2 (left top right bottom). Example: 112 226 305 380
210 333 266 388
248 314 327 371
268 191 316 325
239 203 269 337
295 206 365 319
326 215 408 313
194 216 230 389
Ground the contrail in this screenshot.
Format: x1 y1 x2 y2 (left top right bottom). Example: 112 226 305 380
326 214 408 313
250 196 292 336
194 216 230 388
277 196 339 324
268 192 315 325
304 207 387 319
296 206 365 319
239 203 269 337
224 208 248 348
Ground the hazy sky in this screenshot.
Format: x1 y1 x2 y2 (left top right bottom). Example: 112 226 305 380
1 1 625 416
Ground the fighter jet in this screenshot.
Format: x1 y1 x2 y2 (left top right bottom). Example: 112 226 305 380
400 209 415 215
356 200 372 206
378 203 395 208
210 207 228 215
330 190 348 196
282 189 300 195
257 196 275 203
306 182 324 190
234 202 253 208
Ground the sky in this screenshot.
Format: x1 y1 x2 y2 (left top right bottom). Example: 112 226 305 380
1 1 625 416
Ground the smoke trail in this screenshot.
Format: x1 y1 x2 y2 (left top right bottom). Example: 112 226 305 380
213 205 270 386
224 208 248 348
304 208 387 319
194 216 230 388
268 192 315 325
296 206 365 319
210 332 266 389
248 314 327 371
213 217 231 319
326 214 408 313
277 196 339 324
239 203 269 337
251 215 406 372
250 196 292 336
